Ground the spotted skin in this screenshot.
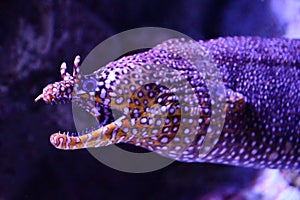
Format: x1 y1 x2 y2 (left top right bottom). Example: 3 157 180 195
35 37 300 169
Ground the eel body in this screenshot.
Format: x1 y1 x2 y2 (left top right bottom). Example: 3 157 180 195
35 36 300 170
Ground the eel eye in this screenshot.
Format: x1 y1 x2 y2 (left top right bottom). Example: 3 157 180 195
82 79 97 92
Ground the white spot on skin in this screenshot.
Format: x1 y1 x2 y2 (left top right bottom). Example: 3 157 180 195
184 128 190 134
251 149 258 155
239 148 245 154
175 146 181 151
210 148 219 155
116 97 124 104
107 72 116 81
100 88 106 99
155 120 162 126
140 117 147 124
160 137 169 144
173 137 180 143
269 152 278 161
184 137 191 144
130 119 136 126
219 148 227 155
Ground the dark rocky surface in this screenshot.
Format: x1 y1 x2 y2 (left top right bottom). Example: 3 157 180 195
0 0 284 199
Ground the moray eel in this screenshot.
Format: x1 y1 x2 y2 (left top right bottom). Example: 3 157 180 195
35 36 300 170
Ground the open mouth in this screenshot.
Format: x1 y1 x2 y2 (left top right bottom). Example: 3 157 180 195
35 54 157 150
34 55 120 149
48 104 126 150
35 44 192 154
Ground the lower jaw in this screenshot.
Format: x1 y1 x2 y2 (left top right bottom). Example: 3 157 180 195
49 121 120 150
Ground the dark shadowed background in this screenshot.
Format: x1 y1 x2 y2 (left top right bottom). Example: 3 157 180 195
0 0 287 199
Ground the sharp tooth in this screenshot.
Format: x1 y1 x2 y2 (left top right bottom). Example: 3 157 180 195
34 94 43 102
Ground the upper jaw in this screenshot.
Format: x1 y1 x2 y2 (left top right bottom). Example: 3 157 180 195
35 79 74 104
